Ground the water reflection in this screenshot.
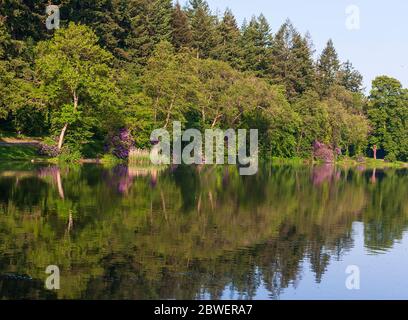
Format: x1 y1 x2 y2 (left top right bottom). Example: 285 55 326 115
0 163 407 299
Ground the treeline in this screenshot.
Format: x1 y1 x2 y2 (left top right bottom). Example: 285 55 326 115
0 0 407 161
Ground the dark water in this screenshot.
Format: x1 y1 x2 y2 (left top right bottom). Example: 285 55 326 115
0 162 407 300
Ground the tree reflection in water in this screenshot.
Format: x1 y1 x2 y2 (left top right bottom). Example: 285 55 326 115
0 163 407 299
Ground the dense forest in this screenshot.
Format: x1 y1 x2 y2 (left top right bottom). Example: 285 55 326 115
0 0 407 162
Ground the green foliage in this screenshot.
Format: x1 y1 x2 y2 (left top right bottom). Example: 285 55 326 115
58 148 82 163
384 153 397 162
317 39 340 97
292 90 330 156
0 0 49 41
142 41 200 128
186 0 218 59
62 0 124 53
212 8 242 68
35 23 122 152
339 60 363 93
150 0 174 43
240 15 272 77
326 95 369 154
367 76 408 161
0 17 42 126
0 2 405 163
171 2 192 50
269 21 317 100
124 0 174 64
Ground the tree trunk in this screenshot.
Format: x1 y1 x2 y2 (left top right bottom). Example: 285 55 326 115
211 113 221 128
57 123 68 151
58 91 78 151
73 91 78 111
164 98 175 129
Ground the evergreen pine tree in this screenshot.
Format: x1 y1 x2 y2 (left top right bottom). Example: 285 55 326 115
269 21 295 86
288 31 317 98
317 39 340 96
186 0 218 58
212 8 242 68
240 14 272 77
171 2 192 50
124 0 152 64
339 60 363 92
63 0 125 56
123 0 173 65
150 0 173 43
187 0 210 12
0 0 48 41
270 21 316 99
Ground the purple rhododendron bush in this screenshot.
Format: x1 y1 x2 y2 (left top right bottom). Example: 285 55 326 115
313 141 336 163
105 128 135 160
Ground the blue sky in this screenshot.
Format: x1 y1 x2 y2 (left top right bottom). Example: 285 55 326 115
185 0 408 93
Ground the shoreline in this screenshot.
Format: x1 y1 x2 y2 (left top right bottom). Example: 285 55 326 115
1 156 407 170
1 141 407 169
270 157 408 169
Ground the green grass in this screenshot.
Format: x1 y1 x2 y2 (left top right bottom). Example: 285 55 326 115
0 145 45 161
269 156 313 166
128 149 151 165
100 153 125 166
336 157 408 169
1 140 407 169
269 156 408 169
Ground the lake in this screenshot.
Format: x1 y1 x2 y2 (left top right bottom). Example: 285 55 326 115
0 162 407 299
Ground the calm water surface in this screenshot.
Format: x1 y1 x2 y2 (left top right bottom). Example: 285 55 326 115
0 163 407 299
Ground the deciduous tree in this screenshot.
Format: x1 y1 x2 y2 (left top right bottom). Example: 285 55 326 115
35 23 121 151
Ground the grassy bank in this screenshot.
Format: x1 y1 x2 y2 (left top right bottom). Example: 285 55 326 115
269 156 408 169
336 157 408 169
0 145 45 161
1 140 407 169
270 157 313 166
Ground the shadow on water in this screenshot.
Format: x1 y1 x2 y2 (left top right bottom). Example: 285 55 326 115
0 163 407 299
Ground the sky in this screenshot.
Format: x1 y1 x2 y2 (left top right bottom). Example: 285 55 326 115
186 0 408 93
